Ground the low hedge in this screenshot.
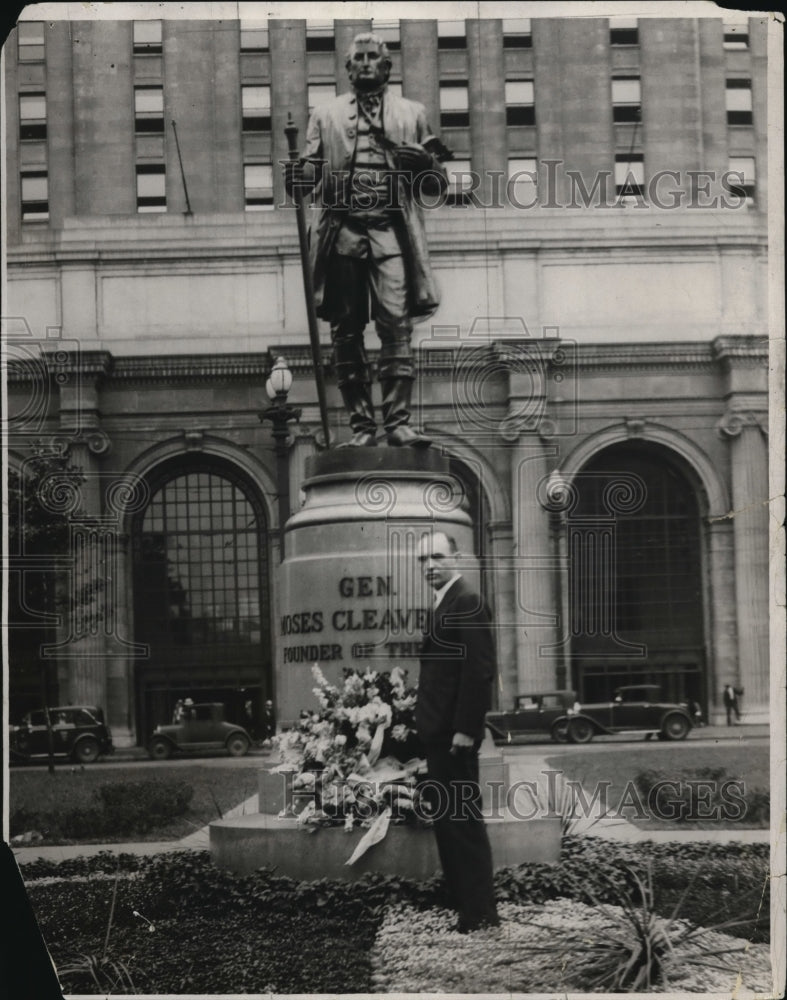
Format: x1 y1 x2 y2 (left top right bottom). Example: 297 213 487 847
11 777 194 841
22 837 770 994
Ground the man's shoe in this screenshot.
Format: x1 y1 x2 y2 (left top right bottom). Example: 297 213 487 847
386 425 431 448
337 431 377 448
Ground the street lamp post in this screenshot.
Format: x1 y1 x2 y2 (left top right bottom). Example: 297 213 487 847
260 358 301 562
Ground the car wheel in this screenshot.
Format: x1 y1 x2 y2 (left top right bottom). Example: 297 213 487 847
148 737 173 760
662 713 690 741
73 737 100 764
567 718 595 744
551 720 569 743
226 733 250 757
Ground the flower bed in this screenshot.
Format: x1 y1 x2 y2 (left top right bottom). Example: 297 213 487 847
20 839 771 994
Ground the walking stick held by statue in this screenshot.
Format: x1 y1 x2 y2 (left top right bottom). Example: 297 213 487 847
284 114 331 449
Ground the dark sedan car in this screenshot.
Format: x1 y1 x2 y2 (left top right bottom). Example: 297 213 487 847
9 706 114 764
565 684 693 743
485 690 578 744
147 702 252 759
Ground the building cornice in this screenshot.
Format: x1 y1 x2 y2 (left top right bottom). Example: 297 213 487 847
7 339 768 386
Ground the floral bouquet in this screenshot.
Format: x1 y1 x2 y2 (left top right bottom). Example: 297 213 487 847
273 665 432 851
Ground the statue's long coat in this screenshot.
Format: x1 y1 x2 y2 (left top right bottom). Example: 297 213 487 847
301 90 447 323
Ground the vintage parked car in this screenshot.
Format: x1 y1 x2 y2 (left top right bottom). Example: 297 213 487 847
565 684 694 743
485 690 578 744
9 705 114 764
147 702 252 760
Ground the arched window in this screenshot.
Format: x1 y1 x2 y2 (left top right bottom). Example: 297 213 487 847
568 443 705 706
132 459 270 739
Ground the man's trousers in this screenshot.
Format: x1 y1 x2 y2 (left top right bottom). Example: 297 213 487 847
423 743 499 930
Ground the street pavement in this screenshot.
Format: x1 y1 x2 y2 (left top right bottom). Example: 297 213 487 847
11 723 772 866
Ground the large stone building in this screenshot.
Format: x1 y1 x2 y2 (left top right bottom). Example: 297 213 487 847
4 10 771 743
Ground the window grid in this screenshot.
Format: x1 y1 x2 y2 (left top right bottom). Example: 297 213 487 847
135 86 164 134
240 20 269 52
726 79 753 125
612 77 641 123
136 164 166 212
244 163 274 210
18 22 45 62
438 21 466 49
723 22 749 49
307 84 335 114
21 170 49 221
137 471 263 646
502 19 532 49
20 93 47 141
610 17 639 46
133 20 162 54
728 156 756 205
242 85 272 132
505 80 535 127
440 82 469 129
306 21 335 52
615 154 645 201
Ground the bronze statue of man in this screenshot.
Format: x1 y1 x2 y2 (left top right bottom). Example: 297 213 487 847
285 33 447 447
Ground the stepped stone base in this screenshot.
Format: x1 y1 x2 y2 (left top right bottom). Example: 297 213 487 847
211 750 560 880
210 811 561 880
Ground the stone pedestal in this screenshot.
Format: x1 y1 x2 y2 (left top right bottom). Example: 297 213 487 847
211 750 561 880
275 448 473 724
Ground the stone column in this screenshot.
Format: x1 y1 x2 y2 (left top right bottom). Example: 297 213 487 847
487 520 516 707
335 19 372 93
467 18 505 206
705 518 738 723
270 20 307 209
509 439 561 693
400 21 439 126
719 413 769 721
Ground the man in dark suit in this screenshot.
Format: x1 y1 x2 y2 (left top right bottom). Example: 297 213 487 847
415 530 500 933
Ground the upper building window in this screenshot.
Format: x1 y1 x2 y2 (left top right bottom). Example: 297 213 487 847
306 21 334 52
503 18 532 48
18 22 45 62
723 21 749 49
438 21 466 50
728 156 755 205
440 83 469 128
240 19 269 52
135 87 164 134
507 157 538 207
136 164 166 212
612 77 641 123
19 93 47 140
244 164 274 210
372 21 400 52
615 153 644 202
242 86 271 132
21 171 49 221
308 84 336 114
505 81 535 126
726 79 753 125
610 17 638 46
133 21 162 54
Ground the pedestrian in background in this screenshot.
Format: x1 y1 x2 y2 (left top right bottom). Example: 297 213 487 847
723 683 741 725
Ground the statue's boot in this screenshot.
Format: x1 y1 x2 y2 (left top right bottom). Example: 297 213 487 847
337 381 377 447
381 377 431 448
